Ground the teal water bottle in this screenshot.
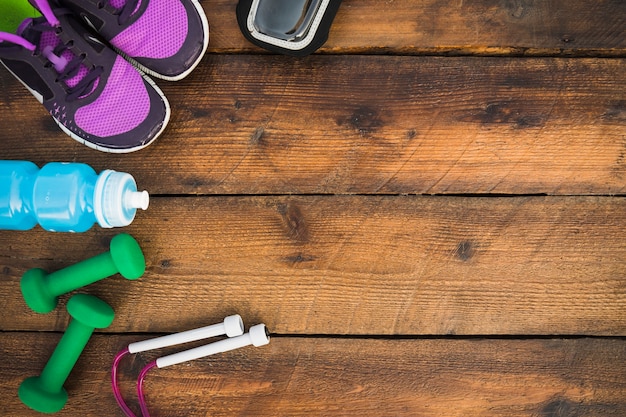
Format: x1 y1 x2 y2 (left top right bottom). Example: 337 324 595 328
0 161 149 232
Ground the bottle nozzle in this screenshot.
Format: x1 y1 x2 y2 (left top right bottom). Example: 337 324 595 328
126 190 149 211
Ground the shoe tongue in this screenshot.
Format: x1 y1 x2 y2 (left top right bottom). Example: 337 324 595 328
19 17 95 95
16 17 41 42
109 0 142 17
108 0 127 7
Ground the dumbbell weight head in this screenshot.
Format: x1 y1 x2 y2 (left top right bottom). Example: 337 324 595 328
108 233 145 279
18 377 68 415
66 293 116 329
20 268 55 314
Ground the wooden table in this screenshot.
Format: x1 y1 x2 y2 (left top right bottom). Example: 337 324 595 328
1 1 625 415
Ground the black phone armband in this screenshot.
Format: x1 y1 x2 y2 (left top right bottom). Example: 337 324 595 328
236 0 343 56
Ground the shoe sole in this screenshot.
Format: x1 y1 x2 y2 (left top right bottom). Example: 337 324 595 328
2 60 171 153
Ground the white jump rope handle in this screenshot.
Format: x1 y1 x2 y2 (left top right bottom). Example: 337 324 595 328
156 324 270 368
128 315 244 354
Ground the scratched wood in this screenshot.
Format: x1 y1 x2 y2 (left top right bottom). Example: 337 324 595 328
1 334 625 416
1 196 624 335
0 56 624 196
206 0 626 55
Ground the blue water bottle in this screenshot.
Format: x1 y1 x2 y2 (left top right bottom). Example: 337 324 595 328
0 161 149 232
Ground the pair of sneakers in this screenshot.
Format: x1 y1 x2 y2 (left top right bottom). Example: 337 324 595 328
0 0 208 152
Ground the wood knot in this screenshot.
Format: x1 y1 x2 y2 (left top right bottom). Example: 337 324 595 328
338 106 384 136
284 253 317 265
250 127 265 145
540 397 581 417
278 202 309 243
454 241 475 261
469 102 544 128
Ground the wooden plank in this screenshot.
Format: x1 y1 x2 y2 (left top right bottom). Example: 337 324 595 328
1 196 624 335
206 0 626 55
0 56 624 195
1 334 625 416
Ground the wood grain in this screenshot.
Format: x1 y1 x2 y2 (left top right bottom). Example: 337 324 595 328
206 0 626 55
1 334 624 416
0 56 624 195
0 2 624 415
2 196 624 335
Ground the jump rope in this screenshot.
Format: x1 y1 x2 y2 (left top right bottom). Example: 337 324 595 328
111 315 270 417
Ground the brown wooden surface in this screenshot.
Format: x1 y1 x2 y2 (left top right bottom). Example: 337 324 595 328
1 196 625 336
2 56 625 195
0 0 625 416
1 335 625 417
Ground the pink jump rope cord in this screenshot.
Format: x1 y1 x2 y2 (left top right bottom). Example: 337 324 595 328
111 348 139 417
138 361 158 417
112 348 157 417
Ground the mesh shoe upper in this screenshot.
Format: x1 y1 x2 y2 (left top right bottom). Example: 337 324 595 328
0 1 170 153
75 54 151 137
58 0 209 80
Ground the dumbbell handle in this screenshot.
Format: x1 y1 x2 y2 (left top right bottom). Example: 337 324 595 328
38 320 94 390
45 252 118 296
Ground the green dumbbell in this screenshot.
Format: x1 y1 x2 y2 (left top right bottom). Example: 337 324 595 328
21 233 145 313
19 294 115 413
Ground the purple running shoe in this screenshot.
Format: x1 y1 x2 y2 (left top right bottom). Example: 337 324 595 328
59 0 209 81
0 0 170 153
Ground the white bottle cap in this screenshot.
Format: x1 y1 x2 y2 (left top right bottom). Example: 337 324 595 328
94 170 149 228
